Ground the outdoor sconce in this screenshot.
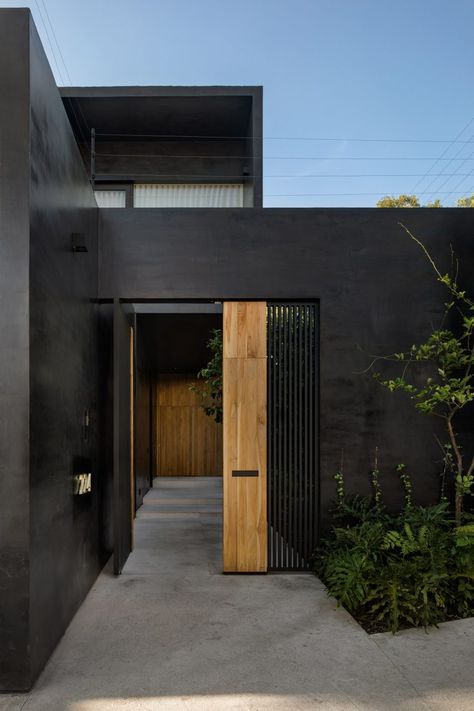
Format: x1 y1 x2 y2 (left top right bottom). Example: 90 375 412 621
242 166 250 176
71 232 88 253
83 408 90 442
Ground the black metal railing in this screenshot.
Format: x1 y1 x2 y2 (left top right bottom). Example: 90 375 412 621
267 302 319 570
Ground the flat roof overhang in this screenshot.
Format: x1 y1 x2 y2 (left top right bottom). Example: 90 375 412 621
59 86 262 141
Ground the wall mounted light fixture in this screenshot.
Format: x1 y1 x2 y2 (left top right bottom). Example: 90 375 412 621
71 233 88 253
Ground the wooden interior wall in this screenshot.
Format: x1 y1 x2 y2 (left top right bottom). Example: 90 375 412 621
223 301 267 573
155 374 222 476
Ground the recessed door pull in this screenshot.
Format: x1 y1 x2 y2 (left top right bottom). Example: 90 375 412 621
232 470 259 477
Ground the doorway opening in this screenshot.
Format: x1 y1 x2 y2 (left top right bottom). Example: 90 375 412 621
125 303 224 573
113 300 319 576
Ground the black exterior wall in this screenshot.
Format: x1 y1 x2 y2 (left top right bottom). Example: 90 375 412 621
99 207 474 521
0 10 100 690
0 9 31 692
135 322 151 508
1 5 474 694
28 17 100 684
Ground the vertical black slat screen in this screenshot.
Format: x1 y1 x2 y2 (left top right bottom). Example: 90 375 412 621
267 303 319 571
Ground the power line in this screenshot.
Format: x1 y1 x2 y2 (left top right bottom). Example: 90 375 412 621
93 171 474 179
94 131 474 144
32 0 65 85
415 128 474 199
263 173 474 178
429 145 474 202
410 117 474 194
422 132 474 199
66 98 89 146
443 164 474 204
264 190 474 198
91 152 474 161
39 0 72 84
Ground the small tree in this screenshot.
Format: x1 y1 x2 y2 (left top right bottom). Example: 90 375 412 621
189 329 223 423
371 224 474 524
376 193 474 208
377 194 420 208
457 195 474 208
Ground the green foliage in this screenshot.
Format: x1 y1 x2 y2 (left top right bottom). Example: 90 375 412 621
397 463 413 509
370 448 383 514
189 328 223 423
371 226 474 524
376 194 421 207
457 195 474 208
314 470 474 633
375 194 474 208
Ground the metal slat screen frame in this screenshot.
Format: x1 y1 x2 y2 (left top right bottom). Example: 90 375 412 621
267 302 319 571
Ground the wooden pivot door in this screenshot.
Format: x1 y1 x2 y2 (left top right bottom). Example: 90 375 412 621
113 299 134 575
155 374 222 476
223 301 267 573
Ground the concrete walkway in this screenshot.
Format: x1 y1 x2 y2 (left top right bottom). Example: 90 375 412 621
2 478 473 711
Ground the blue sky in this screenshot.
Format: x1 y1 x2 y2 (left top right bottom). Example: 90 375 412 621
2 0 474 206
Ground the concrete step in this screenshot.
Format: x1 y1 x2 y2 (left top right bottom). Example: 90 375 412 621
142 503 221 513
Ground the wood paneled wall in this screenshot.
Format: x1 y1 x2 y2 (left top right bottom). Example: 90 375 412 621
155 374 222 476
223 302 267 573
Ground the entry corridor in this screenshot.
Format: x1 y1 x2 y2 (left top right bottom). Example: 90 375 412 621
3 479 473 711
131 477 223 576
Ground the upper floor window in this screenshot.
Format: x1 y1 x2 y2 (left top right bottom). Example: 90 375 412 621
94 189 127 208
133 183 243 208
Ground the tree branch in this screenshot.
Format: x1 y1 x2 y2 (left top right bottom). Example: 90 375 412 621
446 415 463 477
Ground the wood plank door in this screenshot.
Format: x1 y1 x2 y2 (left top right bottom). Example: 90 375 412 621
156 374 222 476
113 299 134 575
223 302 267 573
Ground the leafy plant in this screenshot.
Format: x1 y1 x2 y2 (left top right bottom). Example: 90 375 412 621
314 466 474 633
375 193 474 208
189 328 223 423
369 225 474 525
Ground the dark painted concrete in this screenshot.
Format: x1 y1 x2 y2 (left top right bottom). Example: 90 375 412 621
1 5 474 695
28 15 101 685
113 301 133 574
135 321 151 509
60 87 262 206
0 8 31 692
98 304 114 561
99 207 474 520
134 367 151 509
0 9 101 691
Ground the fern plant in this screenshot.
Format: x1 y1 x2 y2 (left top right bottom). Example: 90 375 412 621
314 465 474 633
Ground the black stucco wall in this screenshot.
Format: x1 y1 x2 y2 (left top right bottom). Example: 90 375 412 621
0 9 31 691
0 10 102 690
134 321 151 508
28 18 101 684
99 207 474 519
1 5 474 694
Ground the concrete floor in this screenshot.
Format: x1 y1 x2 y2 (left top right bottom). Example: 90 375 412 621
2 477 474 711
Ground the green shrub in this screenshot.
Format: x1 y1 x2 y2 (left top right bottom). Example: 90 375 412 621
189 328 223 423
314 470 474 633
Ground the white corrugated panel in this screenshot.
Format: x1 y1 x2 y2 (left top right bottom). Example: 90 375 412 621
94 190 127 207
133 183 243 207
